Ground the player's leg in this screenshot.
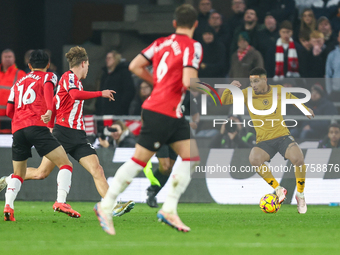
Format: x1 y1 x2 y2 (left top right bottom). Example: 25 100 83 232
284 141 307 213
25 156 56 180
249 146 287 202
146 157 174 208
79 154 108 198
4 160 26 221
156 138 199 232
94 144 155 235
146 145 176 208
4 129 31 221
43 145 81 218
0 157 55 192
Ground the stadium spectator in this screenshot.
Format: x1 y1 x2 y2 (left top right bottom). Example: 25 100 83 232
291 84 338 139
209 115 256 148
0 49 26 133
229 31 264 79
325 30 340 101
311 0 338 19
96 120 136 149
330 2 340 35
194 0 214 40
95 50 135 116
208 11 229 48
304 31 331 78
226 0 246 41
318 123 340 148
198 0 213 26
129 81 152 115
273 20 300 80
246 0 296 24
257 12 280 78
317 16 337 50
296 30 312 78
230 9 260 55
198 26 226 78
294 8 316 41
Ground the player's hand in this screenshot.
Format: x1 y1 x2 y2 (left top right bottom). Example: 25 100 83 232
102 90 116 101
306 108 314 119
48 127 53 133
230 80 242 88
41 110 52 124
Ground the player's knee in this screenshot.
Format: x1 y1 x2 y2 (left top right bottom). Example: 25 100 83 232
291 156 304 166
91 164 105 179
249 155 262 167
37 171 49 180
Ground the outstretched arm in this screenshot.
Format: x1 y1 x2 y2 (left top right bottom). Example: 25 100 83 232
69 89 115 101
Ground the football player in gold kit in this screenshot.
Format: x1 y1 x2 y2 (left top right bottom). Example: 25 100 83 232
222 67 314 213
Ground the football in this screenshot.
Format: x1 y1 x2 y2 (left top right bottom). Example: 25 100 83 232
259 194 281 213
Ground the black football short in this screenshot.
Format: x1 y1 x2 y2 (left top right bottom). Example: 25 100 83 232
156 144 178 160
12 126 61 161
255 135 296 160
138 109 192 152
53 124 96 162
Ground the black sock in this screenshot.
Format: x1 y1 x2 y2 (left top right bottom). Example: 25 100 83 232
147 168 170 196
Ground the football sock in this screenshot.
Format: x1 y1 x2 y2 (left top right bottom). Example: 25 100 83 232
257 164 279 189
147 168 170 195
5 175 23 209
101 158 145 213
295 164 306 193
5 174 13 185
162 158 199 214
56 165 73 203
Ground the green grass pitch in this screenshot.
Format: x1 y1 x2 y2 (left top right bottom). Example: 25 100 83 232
0 202 339 255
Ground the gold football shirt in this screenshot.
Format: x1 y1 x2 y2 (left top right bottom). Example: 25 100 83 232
221 85 308 143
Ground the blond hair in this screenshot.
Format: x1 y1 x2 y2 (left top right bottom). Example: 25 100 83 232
310 30 324 39
65 46 88 68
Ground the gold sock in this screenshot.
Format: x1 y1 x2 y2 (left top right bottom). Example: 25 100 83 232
257 164 279 189
295 165 306 193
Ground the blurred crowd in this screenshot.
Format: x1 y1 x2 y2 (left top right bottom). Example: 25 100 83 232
1 0 340 147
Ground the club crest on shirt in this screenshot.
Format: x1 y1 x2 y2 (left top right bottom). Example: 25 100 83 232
154 142 160 149
263 99 269 105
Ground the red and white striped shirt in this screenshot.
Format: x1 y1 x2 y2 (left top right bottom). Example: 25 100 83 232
8 71 57 133
55 70 85 130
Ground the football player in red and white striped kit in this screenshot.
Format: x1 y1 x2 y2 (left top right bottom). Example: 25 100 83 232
94 4 202 235
1 47 134 218
3 50 77 221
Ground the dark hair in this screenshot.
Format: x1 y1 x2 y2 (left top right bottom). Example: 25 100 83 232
298 30 310 41
280 20 293 31
329 123 340 132
174 4 197 28
29 50 50 69
249 67 267 76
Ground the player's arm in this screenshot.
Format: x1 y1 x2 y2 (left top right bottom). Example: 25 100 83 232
129 54 153 85
183 67 198 89
221 80 243 105
288 92 315 119
6 86 15 119
47 97 57 129
69 89 115 101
